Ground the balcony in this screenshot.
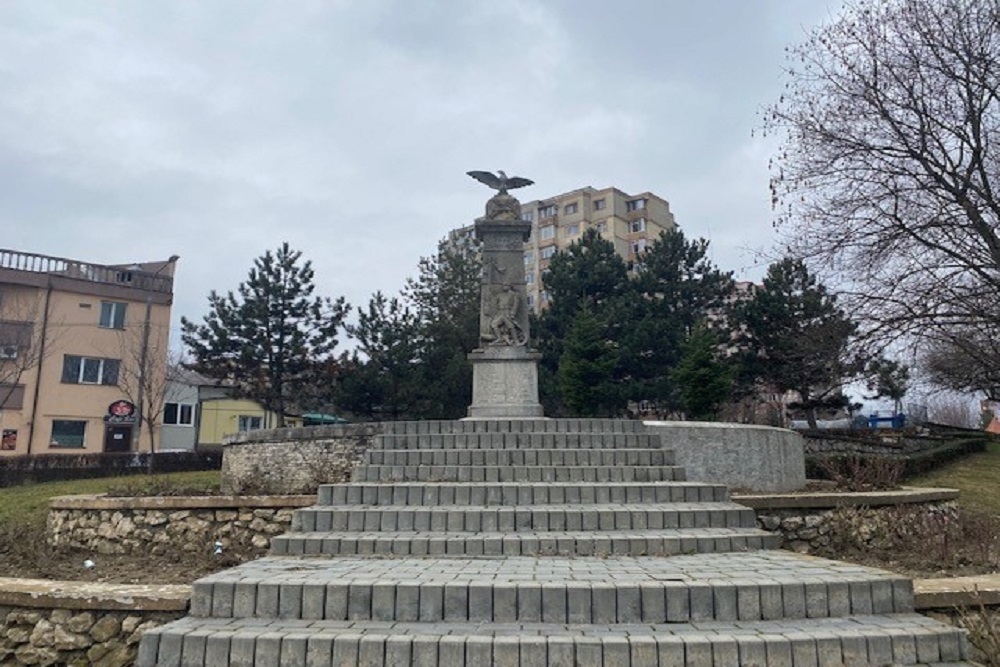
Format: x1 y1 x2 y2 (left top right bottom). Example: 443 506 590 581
0 248 173 294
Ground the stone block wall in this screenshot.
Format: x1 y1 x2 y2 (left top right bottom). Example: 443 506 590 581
736 487 961 556
48 496 314 556
0 580 188 667
221 423 381 495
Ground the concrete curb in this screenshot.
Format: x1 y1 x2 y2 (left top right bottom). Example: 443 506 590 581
733 486 959 509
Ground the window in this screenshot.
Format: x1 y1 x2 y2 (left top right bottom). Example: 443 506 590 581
540 246 556 260
565 224 579 237
626 199 647 212
238 415 263 432
0 346 16 360
51 420 86 448
525 271 535 285
523 252 534 266
541 290 551 302
595 222 607 233
563 202 578 215
631 239 648 255
61 355 120 385
99 301 127 329
540 225 556 240
527 294 535 307
593 199 606 211
0 384 24 410
630 218 647 233
538 204 557 218
164 402 195 426
520 210 534 222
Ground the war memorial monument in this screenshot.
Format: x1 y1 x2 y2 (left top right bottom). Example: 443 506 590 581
137 175 970 665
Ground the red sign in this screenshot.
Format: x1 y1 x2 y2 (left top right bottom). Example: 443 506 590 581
105 400 137 423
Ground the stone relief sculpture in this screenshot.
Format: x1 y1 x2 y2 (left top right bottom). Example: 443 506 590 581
483 284 527 346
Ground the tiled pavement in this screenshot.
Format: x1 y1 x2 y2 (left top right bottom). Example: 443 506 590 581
138 419 972 666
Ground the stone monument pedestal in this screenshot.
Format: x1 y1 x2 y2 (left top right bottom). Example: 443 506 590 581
466 346 544 419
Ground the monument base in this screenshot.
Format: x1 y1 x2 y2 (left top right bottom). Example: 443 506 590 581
466 346 545 419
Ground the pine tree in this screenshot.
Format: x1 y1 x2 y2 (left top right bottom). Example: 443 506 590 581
181 243 348 426
672 323 736 421
339 291 422 421
621 229 735 414
535 229 631 414
736 258 859 428
557 306 623 417
403 237 482 418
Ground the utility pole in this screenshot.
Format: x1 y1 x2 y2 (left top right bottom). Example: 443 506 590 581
132 256 179 471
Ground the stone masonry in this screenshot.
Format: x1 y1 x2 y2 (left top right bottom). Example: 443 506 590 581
138 419 970 665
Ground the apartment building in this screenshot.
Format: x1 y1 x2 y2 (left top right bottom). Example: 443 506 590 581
0 248 177 455
456 186 677 311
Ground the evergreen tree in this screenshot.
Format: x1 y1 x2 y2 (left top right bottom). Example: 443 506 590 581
622 229 735 414
864 357 910 416
340 292 422 420
672 323 736 421
736 258 859 428
557 306 623 417
403 236 482 418
534 229 631 414
181 243 348 426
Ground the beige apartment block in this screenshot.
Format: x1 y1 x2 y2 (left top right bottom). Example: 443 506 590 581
456 186 677 312
0 249 177 456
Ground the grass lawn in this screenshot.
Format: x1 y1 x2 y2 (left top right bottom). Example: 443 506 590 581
0 470 221 522
909 440 1000 516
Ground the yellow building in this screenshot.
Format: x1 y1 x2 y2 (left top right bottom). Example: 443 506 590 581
196 397 302 450
0 248 177 455
454 186 677 312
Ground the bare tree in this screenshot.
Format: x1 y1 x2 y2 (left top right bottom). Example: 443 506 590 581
766 0 1000 353
0 291 60 419
922 325 1000 400
114 322 172 459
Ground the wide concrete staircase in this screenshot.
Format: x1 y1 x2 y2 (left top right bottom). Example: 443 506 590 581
138 419 970 666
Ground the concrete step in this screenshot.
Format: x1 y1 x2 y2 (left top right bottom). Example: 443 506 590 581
371 432 663 450
365 447 676 467
351 464 687 482
316 482 726 506
269 528 782 557
185 553 915 624
290 503 758 533
380 418 647 435
138 614 970 667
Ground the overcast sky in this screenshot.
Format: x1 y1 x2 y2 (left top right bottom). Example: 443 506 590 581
0 1 842 346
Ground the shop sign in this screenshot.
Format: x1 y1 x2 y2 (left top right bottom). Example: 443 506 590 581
104 399 137 424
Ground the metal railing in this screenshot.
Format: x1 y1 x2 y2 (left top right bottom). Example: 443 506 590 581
0 248 173 294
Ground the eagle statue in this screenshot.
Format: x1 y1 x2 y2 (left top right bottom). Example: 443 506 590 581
467 170 534 194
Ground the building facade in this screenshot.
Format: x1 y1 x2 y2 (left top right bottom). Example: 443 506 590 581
162 366 302 452
455 186 677 312
0 248 177 455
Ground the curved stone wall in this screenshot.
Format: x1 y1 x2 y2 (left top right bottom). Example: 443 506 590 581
221 423 380 494
644 421 806 492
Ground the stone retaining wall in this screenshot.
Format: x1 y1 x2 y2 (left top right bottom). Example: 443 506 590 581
221 423 380 494
47 495 314 555
735 487 960 555
0 579 188 667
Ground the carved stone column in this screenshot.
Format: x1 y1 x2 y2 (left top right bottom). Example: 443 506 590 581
466 193 544 419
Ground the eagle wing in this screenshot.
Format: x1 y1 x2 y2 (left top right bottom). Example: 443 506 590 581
467 171 503 190
504 176 534 190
